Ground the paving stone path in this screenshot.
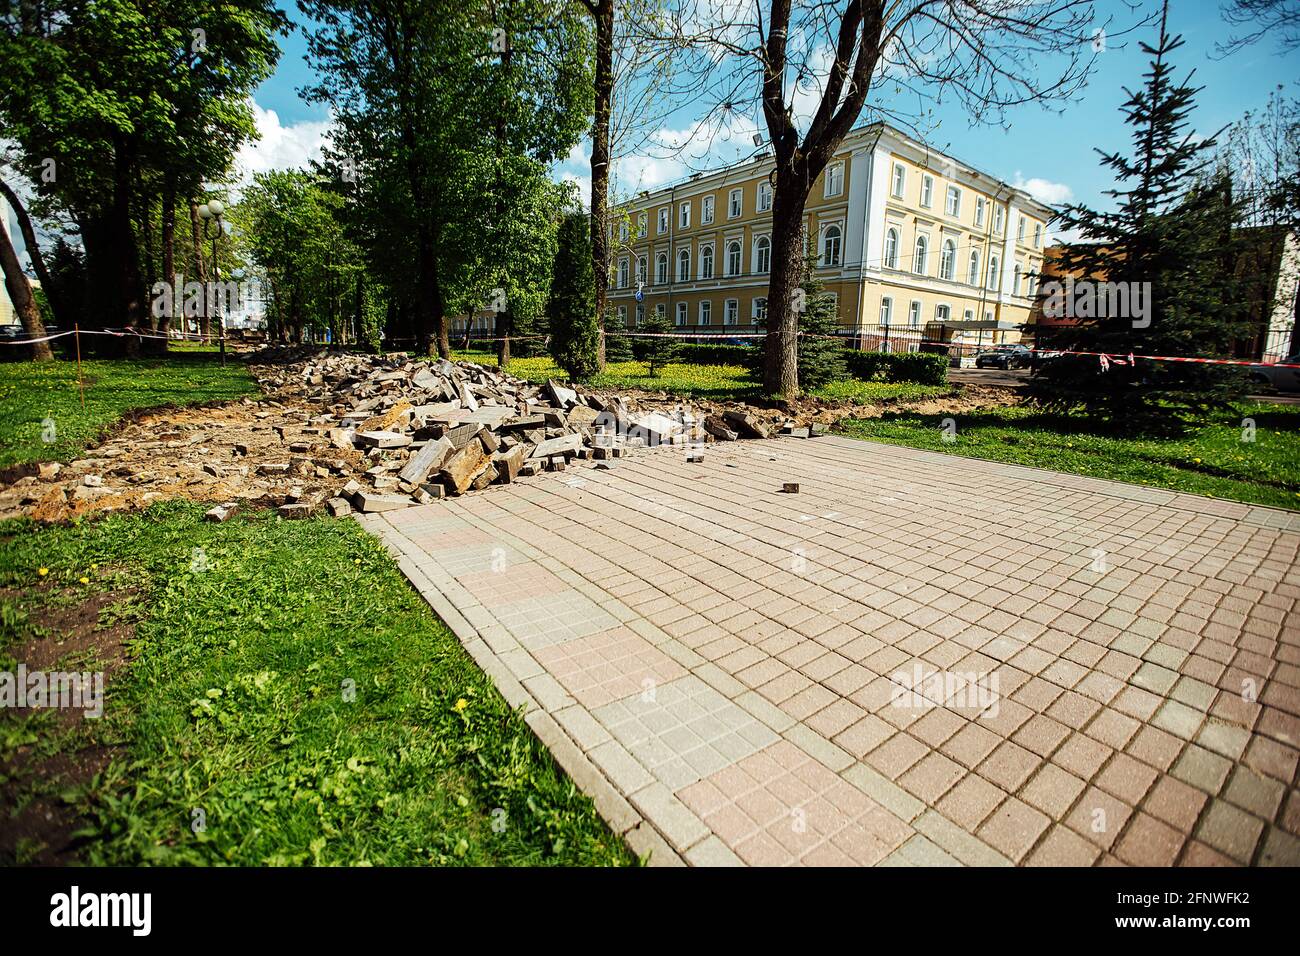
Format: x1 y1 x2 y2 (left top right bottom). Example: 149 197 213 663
359 435 1300 866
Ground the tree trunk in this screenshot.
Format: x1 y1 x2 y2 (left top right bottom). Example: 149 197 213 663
159 180 175 337
190 200 209 342
589 0 614 369
111 142 148 354
763 173 807 398
0 215 52 361
0 178 66 328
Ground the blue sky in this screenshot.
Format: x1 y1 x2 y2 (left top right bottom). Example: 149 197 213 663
243 1 1296 224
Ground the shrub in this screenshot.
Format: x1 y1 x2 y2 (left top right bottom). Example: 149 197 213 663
845 350 948 385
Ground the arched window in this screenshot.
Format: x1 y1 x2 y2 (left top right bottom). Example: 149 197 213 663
617 258 629 288
913 235 928 274
884 228 899 270
987 254 1000 290
655 253 668 285
1013 263 1023 296
726 241 742 276
700 244 714 279
968 250 980 286
636 256 646 286
940 240 956 280
678 247 691 282
822 224 842 266
755 236 771 274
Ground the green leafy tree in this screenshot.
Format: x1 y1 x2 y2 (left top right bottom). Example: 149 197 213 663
547 211 600 380
0 0 286 352
1029 2 1252 432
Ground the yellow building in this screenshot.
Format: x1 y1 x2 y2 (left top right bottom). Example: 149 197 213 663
605 122 1053 355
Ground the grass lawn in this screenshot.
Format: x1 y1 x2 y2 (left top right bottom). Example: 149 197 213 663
454 347 952 405
0 503 634 866
0 355 257 469
837 402 1300 511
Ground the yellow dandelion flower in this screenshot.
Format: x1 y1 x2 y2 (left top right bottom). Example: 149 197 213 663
38 567 49 577
453 698 469 713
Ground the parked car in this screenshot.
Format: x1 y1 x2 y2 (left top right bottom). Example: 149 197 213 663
1248 355 1300 393
974 344 1033 369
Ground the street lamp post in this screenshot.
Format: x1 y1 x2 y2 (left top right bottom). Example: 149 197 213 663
197 199 232 366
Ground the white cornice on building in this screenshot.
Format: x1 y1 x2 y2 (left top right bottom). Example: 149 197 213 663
614 122 1057 223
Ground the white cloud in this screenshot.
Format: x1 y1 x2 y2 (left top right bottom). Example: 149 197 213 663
1013 172 1074 206
234 101 332 185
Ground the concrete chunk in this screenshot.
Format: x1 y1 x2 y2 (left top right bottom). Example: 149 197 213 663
398 435 454 484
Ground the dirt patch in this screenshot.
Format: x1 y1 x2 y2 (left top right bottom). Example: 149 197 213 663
0 584 135 865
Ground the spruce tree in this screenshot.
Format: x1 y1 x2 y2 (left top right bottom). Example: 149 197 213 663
603 306 634 362
546 211 600 381
1029 0 1251 433
642 307 678 376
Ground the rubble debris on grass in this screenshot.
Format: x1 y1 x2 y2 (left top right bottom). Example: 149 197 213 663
0 349 1019 524
0 351 809 523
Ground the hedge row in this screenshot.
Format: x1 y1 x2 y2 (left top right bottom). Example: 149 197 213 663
844 350 949 386
606 334 949 386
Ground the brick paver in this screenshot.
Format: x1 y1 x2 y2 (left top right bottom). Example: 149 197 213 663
363 435 1300 866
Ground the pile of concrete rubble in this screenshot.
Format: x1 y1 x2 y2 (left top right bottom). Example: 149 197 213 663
252 352 819 519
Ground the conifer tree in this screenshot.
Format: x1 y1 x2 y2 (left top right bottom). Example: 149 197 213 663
641 307 678 376
546 211 600 381
1029 0 1251 433
747 255 846 392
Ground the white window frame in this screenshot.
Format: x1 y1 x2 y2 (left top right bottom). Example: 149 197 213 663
616 305 627 326
825 162 844 198
1018 215 1026 241
935 303 951 323
618 220 628 242
636 255 646 286
821 223 842 267
634 303 644 326
945 185 961 218
975 197 986 228
993 205 1004 234
677 246 691 282
752 297 768 322
675 301 688 326
657 207 669 234
1033 223 1042 248
884 227 899 270
617 256 629 288
680 200 691 229
987 254 1000 290
879 296 893 325
754 235 771 274
725 240 742 277
940 239 956 280
702 195 715 224
891 164 905 198
724 298 739 325
655 252 668 285
655 303 666 320
637 213 647 238
699 242 714 280
963 308 974 322
908 300 921 328
699 300 711 325
913 234 928 275
920 174 933 208
968 250 980 286
757 181 772 212
728 188 742 218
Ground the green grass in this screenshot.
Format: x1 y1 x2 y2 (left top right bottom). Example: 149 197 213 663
454 348 951 404
837 402 1300 511
0 356 257 468
0 502 634 866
